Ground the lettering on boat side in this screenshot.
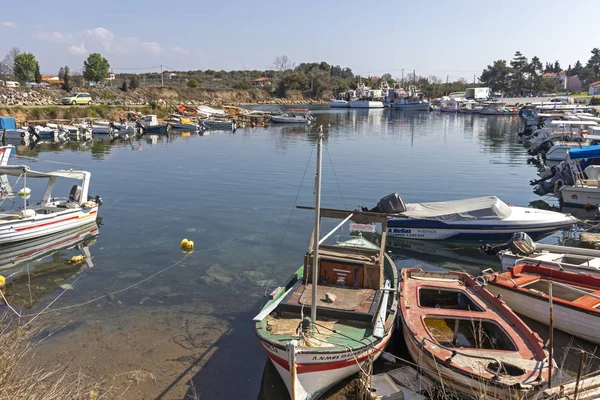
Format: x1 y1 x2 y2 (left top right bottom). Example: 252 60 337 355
388 228 438 238
312 355 341 361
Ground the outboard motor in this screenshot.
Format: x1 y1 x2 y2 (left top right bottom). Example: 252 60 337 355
370 193 407 213
69 185 82 203
28 125 41 141
481 232 536 256
528 140 553 157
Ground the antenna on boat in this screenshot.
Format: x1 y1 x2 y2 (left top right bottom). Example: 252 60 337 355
310 126 324 323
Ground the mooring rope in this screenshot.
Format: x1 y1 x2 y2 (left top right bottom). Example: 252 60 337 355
1 233 256 320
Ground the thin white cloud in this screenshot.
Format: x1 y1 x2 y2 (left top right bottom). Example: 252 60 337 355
142 42 163 55
0 22 17 29
173 46 190 56
36 29 71 43
69 42 87 55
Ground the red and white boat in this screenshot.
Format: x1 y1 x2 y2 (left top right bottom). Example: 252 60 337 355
254 132 398 399
483 264 600 345
0 165 101 244
400 268 550 399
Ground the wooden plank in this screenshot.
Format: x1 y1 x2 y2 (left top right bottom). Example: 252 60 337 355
252 286 295 322
296 205 390 223
374 280 390 338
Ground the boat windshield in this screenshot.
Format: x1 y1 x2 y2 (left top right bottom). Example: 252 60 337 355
424 317 517 351
419 288 483 312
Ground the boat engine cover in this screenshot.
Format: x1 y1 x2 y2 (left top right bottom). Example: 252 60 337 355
374 193 407 214
507 232 535 256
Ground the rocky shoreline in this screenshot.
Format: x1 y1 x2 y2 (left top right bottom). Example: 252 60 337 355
0 86 328 108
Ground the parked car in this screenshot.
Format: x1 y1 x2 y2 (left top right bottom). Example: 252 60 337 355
61 92 92 105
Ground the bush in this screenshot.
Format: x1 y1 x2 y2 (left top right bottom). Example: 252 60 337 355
232 80 250 90
591 96 600 106
187 79 198 88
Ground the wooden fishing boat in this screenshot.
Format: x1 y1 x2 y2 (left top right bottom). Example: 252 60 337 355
254 132 399 399
482 264 600 345
400 268 550 399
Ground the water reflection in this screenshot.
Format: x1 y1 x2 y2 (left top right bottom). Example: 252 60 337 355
1 222 99 308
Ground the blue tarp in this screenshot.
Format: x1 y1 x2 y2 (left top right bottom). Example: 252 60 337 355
0 117 16 130
569 144 600 160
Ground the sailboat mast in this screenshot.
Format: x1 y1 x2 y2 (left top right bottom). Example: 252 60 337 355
311 129 323 323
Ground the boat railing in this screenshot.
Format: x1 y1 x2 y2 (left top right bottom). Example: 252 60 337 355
481 268 519 288
514 257 600 272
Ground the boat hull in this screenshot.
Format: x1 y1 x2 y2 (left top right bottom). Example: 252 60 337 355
328 101 348 108
0 208 98 244
271 116 308 124
486 284 600 345
348 101 384 109
259 333 391 400
386 223 571 242
402 322 531 399
560 185 600 208
391 103 430 111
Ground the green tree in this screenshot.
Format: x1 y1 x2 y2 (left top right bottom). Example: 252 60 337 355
83 53 110 83
34 63 42 83
509 51 528 94
62 66 72 91
480 60 511 93
553 60 561 73
58 66 65 80
129 75 139 90
187 78 198 88
572 60 584 76
586 48 600 81
13 53 39 83
120 80 128 92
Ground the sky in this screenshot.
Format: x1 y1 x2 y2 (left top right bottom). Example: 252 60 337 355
1 0 598 81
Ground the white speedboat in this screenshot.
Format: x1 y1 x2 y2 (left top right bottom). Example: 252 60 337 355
483 232 600 276
371 193 576 242
0 165 101 244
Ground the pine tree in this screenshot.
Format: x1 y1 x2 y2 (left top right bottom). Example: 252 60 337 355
62 66 72 92
121 80 128 92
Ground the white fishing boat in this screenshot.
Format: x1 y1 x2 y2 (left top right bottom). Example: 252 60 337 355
385 86 430 111
348 100 384 108
438 97 459 113
483 232 600 276
254 131 398 399
559 144 600 208
0 165 101 244
371 193 576 242
196 105 227 118
347 84 385 108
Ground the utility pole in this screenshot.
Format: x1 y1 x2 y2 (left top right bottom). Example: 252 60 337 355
160 64 164 87
413 69 416 84
401 69 404 84
473 73 476 84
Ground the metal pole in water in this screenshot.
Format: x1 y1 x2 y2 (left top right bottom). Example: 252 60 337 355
548 281 554 388
310 127 323 323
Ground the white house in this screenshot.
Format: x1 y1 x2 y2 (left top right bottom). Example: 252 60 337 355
590 81 600 96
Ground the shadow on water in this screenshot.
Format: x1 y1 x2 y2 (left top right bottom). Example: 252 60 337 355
160 305 266 400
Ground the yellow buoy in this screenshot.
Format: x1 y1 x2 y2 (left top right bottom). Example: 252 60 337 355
0 274 5 289
68 255 85 264
181 238 194 253
18 187 31 199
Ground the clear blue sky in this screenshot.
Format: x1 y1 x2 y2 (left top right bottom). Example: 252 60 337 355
1 0 598 81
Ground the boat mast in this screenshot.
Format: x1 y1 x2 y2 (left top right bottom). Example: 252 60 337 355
311 127 323 323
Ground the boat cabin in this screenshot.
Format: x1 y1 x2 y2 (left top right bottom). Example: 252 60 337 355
273 208 395 325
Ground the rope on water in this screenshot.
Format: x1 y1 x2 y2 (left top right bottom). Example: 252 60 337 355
2 233 256 320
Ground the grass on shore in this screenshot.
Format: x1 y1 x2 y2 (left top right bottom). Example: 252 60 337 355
0 104 172 123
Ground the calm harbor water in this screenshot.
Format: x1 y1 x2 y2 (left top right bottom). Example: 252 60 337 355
2 108 596 399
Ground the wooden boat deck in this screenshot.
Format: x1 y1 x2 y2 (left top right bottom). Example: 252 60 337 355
278 280 381 322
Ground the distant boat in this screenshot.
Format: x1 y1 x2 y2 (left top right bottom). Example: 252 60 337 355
479 102 519 115
271 115 311 123
201 119 237 131
386 85 430 111
400 268 550 399
328 99 348 108
136 115 170 134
